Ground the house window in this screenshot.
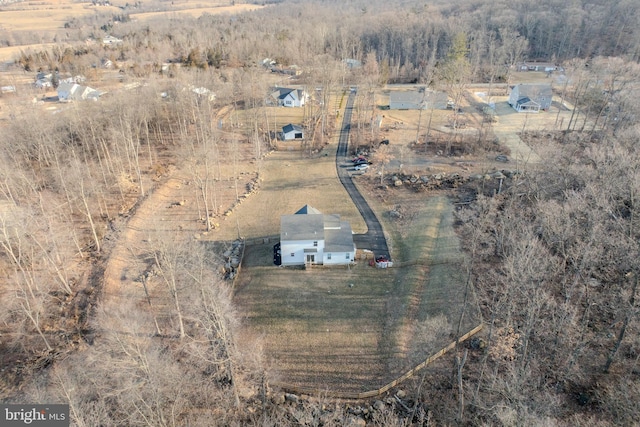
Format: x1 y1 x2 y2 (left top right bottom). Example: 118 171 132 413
345 253 350 259
285 100 292 105
327 253 332 260
291 253 295 257
313 241 318 247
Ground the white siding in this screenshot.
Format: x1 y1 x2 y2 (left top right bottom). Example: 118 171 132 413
323 247 356 265
281 239 324 266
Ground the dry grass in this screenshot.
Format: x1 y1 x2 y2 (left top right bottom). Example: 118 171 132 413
235 256 398 393
210 140 367 242
226 89 480 393
210 93 356 241
0 0 265 61
0 1 120 32
360 184 480 364
232 158 480 393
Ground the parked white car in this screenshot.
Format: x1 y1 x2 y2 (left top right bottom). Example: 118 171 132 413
354 164 369 171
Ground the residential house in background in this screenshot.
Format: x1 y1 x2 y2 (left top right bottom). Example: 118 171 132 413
280 205 356 266
516 61 563 73
508 84 553 112
344 58 362 69
57 82 102 102
34 72 52 89
281 124 304 141
102 35 123 45
268 87 308 107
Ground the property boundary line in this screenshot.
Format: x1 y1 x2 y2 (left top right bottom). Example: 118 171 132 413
272 323 483 400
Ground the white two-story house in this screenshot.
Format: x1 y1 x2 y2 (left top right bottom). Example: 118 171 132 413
280 205 356 266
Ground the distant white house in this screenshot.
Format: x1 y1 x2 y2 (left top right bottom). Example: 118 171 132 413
102 35 123 45
191 86 215 101
268 87 308 107
282 123 304 141
280 205 356 266
344 58 362 69
57 82 102 102
516 62 563 73
508 84 553 112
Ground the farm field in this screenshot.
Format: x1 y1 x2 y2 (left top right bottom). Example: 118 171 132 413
0 0 119 32
130 3 263 21
0 0 265 61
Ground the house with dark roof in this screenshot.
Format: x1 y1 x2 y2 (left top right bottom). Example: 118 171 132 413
268 87 308 107
280 205 356 266
508 84 553 112
281 124 304 141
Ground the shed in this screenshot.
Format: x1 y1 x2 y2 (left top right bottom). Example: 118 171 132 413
282 124 304 141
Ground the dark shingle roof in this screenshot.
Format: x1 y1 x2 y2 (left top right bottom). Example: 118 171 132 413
282 123 303 134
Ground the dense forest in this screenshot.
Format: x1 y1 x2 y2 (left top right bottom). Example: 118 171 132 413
1 0 640 425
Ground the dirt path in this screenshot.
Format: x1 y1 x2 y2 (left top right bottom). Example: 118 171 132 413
101 172 199 308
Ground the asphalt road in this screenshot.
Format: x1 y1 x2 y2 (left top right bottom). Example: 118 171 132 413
336 89 390 260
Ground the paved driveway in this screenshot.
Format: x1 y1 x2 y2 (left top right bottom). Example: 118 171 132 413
336 89 390 260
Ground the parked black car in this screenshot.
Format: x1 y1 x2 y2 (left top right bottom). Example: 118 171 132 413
273 242 281 266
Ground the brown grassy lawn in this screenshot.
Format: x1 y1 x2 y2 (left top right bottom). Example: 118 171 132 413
211 93 360 241
358 183 480 371
227 89 480 394
236 253 398 393
231 105 307 135
210 139 367 242
233 160 480 393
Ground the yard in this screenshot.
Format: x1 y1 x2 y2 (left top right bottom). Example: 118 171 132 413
234 189 480 394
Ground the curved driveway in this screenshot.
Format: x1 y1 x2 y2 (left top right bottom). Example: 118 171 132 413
336 89 390 260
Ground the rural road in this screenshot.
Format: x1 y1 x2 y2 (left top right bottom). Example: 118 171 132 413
336 89 391 260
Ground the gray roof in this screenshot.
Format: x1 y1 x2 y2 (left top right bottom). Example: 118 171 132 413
514 84 552 98
324 222 354 252
390 91 424 105
295 204 322 215
516 97 539 107
389 89 448 108
283 123 303 134
281 206 354 252
281 213 324 241
271 87 304 100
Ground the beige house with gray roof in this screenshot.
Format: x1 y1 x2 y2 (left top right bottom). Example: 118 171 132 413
280 205 356 266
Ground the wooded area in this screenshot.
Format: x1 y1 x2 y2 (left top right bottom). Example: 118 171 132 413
1 0 640 425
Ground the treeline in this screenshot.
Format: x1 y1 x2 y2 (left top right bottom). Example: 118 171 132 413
443 125 640 426
12 0 640 84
